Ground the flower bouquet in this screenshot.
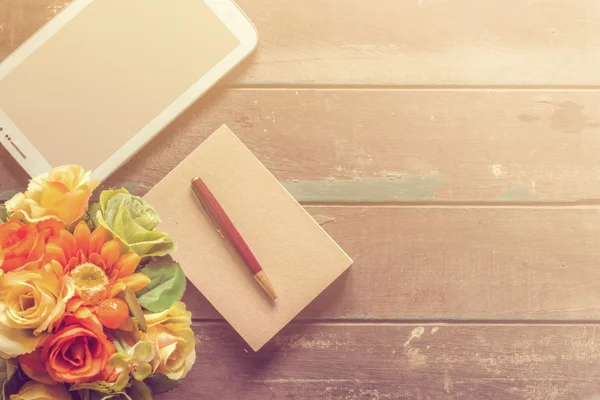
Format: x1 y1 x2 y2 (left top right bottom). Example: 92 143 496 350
0 165 195 400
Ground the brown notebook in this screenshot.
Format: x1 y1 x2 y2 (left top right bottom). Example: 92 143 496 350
143 125 353 350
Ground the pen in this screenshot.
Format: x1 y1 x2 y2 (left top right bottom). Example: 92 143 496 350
191 177 278 300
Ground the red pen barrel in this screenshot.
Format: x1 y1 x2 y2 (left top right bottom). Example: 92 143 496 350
191 177 277 300
191 177 263 274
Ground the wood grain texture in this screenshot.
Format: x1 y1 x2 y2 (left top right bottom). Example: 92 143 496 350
3 0 600 85
184 206 600 320
5 89 600 203
99 90 600 203
0 0 67 61
3 1 600 399
160 322 600 400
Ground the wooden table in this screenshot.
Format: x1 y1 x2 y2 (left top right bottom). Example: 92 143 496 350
3 1 600 398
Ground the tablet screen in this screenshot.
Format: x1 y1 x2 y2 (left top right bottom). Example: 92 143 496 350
0 0 239 171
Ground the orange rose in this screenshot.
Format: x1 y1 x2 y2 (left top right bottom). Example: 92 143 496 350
35 220 65 243
0 221 43 272
19 348 56 386
0 220 64 272
41 316 115 384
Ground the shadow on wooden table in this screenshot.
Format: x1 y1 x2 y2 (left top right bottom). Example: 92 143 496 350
0 144 29 198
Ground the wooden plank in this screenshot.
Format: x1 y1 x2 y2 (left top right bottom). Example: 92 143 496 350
5 87 600 203
91 90 600 202
0 0 67 61
183 206 600 320
162 322 600 399
3 1 600 86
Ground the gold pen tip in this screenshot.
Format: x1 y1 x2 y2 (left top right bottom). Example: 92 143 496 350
254 271 278 300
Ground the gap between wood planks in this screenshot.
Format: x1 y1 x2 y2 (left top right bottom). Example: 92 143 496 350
190 319 600 326
299 201 600 208
6 193 600 207
221 83 600 91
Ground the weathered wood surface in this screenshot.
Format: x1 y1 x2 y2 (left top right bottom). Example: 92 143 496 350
3 0 600 86
185 206 600 320
4 89 600 203
108 89 600 203
3 1 600 400
161 323 600 400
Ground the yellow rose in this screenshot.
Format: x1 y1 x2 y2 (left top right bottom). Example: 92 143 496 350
0 265 75 358
143 302 196 380
6 165 98 225
0 266 75 334
10 381 71 400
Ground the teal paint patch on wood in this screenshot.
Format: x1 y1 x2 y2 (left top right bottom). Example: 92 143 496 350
284 175 446 202
497 187 540 202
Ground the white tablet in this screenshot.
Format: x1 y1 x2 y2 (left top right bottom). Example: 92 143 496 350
0 0 257 181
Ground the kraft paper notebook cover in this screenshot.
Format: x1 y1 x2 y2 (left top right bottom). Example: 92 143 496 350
143 125 353 351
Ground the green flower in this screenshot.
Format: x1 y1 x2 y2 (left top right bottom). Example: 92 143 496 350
97 189 175 257
109 342 155 391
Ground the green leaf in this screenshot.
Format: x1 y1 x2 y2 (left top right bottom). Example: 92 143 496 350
135 262 186 313
72 386 133 400
71 381 119 395
117 288 147 332
85 203 101 231
127 381 152 400
144 375 181 394
102 394 132 400
88 390 132 400
0 206 6 223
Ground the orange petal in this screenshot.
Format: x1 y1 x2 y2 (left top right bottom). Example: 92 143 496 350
45 180 69 194
76 249 87 264
74 222 91 255
119 274 151 293
66 258 79 274
45 244 67 266
100 239 121 269
67 298 85 313
95 364 118 383
74 307 94 319
118 318 135 333
60 190 94 226
57 230 77 261
19 349 57 385
108 282 126 298
115 252 141 278
46 259 65 278
89 227 110 255
88 253 106 270
108 269 119 283
28 232 46 264
36 219 65 243
3 256 30 272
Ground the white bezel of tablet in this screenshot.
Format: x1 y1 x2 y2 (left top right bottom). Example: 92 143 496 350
0 0 257 182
